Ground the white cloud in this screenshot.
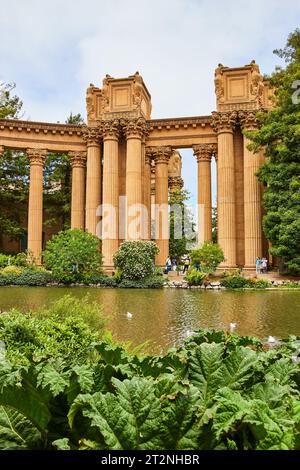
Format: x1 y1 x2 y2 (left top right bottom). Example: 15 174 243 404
0 0 299 195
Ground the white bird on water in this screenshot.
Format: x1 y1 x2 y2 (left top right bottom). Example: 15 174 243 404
229 322 237 332
268 335 276 344
127 312 133 319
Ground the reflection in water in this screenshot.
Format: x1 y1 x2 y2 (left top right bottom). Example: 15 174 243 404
0 287 300 354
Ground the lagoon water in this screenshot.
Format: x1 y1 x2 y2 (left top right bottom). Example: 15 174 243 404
0 287 300 354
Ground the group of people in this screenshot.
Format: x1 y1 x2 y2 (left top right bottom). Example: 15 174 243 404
256 257 268 274
165 256 192 274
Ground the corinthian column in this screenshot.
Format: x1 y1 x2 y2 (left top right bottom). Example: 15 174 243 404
239 110 263 269
82 126 102 235
193 144 215 244
102 119 120 269
168 176 184 193
211 111 237 267
153 146 172 266
122 117 148 240
27 148 47 264
69 151 86 230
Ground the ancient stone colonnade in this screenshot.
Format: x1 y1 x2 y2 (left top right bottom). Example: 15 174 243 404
0 62 272 270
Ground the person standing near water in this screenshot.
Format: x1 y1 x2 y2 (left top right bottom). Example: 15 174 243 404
256 257 261 274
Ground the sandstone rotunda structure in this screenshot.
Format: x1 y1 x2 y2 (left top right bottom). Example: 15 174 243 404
0 62 273 270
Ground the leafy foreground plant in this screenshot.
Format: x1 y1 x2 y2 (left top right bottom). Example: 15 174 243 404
0 327 300 450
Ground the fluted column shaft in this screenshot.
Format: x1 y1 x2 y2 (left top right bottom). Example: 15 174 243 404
153 147 172 266
83 127 102 235
144 151 152 240
123 118 148 240
27 149 47 264
193 144 215 244
69 152 86 230
239 111 263 269
212 111 237 268
102 120 120 268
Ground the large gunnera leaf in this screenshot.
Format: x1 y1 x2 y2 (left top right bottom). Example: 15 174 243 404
0 405 41 449
69 377 163 450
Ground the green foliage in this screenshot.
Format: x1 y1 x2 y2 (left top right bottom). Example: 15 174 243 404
221 275 270 289
82 273 118 287
247 30 300 274
221 275 249 289
113 241 159 280
0 267 52 286
190 242 225 273
118 276 165 288
169 188 196 259
0 82 23 119
0 296 105 365
43 229 102 283
212 207 218 244
0 322 300 450
184 269 206 286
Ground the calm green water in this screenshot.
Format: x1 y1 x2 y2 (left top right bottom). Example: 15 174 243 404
0 287 300 354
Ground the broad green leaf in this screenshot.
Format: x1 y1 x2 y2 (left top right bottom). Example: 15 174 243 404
188 343 225 403
0 405 41 450
37 363 70 397
69 378 163 450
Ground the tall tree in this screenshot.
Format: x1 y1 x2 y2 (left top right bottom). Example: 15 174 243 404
169 188 196 259
247 29 300 274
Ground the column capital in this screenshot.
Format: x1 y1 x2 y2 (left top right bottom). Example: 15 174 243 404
102 119 120 140
211 111 237 134
0 145 5 157
151 145 173 164
238 110 259 130
82 125 103 146
121 117 149 139
193 143 217 163
168 176 184 191
27 148 47 166
69 151 87 168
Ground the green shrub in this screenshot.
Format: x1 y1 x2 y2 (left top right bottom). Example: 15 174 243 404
185 268 206 286
0 267 52 286
118 275 165 288
82 273 118 287
113 270 123 284
0 296 105 365
220 275 249 289
0 252 28 268
43 229 103 283
190 242 225 273
113 241 159 280
246 278 270 289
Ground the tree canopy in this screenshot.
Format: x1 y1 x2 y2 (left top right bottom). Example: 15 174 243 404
247 29 300 274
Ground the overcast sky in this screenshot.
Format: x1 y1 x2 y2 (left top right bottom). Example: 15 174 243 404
0 0 299 204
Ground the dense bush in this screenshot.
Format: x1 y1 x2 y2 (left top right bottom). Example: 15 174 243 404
0 295 105 365
113 241 159 280
0 323 300 450
43 229 103 283
185 268 206 286
0 252 28 268
221 275 271 289
190 242 225 273
0 267 52 286
220 275 249 289
118 275 165 288
82 273 118 288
